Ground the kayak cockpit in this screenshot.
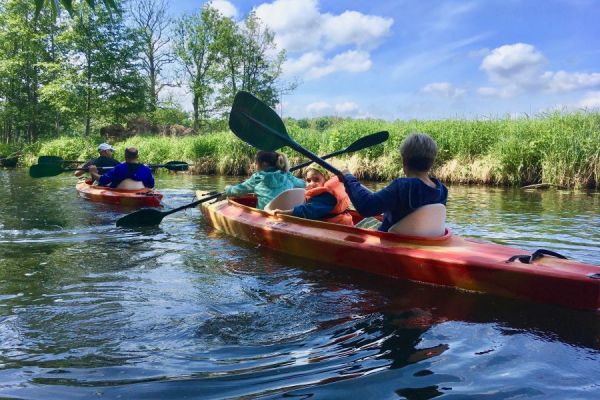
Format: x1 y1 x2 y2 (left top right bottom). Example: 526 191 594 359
228 195 453 242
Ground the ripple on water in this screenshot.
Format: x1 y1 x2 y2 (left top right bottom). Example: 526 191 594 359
0 173 599 398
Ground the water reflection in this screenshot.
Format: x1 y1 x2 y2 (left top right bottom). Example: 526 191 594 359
0 170 598 399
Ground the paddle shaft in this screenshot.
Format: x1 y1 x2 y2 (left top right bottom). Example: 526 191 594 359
160 151 345 215
241 111 343 178
61 163 185 172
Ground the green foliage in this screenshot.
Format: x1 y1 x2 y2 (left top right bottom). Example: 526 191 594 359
24 112 600 188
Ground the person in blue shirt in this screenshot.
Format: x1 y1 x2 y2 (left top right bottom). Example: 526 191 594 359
342 132 448 232
89 147 155 188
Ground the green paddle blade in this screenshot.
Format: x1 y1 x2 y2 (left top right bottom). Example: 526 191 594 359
38 156 84 164
345 131 389 152
38 155 65 164
116 208 166 227
229 91 290 151
29 163 65 178
163 161 189 172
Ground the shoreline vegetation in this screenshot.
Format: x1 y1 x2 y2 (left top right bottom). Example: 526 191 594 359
10 112 600 190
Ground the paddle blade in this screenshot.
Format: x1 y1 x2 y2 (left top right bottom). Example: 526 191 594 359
345 131 389 153
116 208 166 227
164 161 189 172
29 164 64 178
229 91 289 151
38 155 65 164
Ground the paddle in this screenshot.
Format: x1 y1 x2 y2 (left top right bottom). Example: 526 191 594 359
38 156 85 165
115 131 389 228
29 161 189 178
229 91 344 178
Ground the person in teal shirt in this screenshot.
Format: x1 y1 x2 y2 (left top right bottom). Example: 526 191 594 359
224 151 305 209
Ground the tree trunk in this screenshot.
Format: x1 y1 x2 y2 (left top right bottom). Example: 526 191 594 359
192 94 199 131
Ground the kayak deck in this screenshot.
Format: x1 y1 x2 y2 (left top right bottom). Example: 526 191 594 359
76 181 163 207
199 193 600 311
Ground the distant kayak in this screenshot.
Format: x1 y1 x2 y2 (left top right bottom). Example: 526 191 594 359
200 193 600 311
0 155 18 168
76 180 163 207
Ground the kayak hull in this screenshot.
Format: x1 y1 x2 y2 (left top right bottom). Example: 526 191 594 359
199 193 600 311
76 181 163 207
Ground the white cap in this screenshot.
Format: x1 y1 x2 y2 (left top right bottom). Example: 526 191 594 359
98 143 114 151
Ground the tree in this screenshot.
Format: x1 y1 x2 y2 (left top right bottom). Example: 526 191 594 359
34 0 117 16
60 2 145 135
129 0 174 112
213 10 293 117
173 6 222 131
0 1 59 142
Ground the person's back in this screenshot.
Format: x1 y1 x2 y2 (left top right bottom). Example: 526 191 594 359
343 132 448 232
91 147 155 189
224 151 305 210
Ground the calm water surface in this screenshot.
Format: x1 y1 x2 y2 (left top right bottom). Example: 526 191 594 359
0 169 599 399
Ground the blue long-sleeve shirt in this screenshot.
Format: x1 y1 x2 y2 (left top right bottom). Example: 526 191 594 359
343 174 448 232
292 192 337 220
98 162 155 188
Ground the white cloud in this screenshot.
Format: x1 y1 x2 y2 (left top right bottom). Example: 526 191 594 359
334 101 360 115
422 82 466 98
305 100 361 116
480 43 546 86
306 101 332 115
208 0 238 19
254 0 392 80
542 71 600 93
577 91 600 109
478 43 600 98
254 0 323 52
321 11 393 50
284 50 371 80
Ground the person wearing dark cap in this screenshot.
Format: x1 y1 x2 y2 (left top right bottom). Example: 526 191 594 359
75 143 119 179
89 147 155 189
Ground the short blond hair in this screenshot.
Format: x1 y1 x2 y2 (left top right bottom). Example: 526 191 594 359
400 132 437 172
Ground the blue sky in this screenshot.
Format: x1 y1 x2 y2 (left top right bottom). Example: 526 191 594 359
165 0 600 120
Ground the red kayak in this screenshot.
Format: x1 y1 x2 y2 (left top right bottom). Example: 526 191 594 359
200 194 600 311
76 180 163 207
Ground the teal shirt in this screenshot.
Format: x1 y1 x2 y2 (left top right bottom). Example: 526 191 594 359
225 169 306 209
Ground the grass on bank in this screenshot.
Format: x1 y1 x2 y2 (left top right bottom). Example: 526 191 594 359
20 111 600 189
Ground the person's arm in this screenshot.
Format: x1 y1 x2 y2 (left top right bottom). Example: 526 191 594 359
141 166 155 188
97 165 116 186
292 193 337 220
75 161 91 177
224 175 259 197
289 173 306 188
343 174 400 217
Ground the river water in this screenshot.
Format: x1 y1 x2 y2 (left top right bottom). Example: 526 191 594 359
0 169 599 399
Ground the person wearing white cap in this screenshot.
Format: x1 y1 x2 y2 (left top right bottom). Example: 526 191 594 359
74 143 120 179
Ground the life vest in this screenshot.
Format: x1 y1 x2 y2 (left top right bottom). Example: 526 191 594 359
304 176 353 226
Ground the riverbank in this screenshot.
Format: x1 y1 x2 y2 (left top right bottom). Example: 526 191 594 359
15 111 600 189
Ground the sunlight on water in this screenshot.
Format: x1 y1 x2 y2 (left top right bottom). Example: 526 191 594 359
0 169 598 399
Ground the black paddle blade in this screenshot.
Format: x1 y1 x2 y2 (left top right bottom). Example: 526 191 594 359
116 208 166 227
29 163 64 178
164 161 189 172
345 131 389 152
229 91 289 151
38 155 64 164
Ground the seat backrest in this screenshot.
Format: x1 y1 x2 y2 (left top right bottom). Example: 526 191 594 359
264 188 306 212
388 204 446 237
116 178 146 190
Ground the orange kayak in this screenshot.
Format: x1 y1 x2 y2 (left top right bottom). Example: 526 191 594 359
76 181 163 207
199 194 600 311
